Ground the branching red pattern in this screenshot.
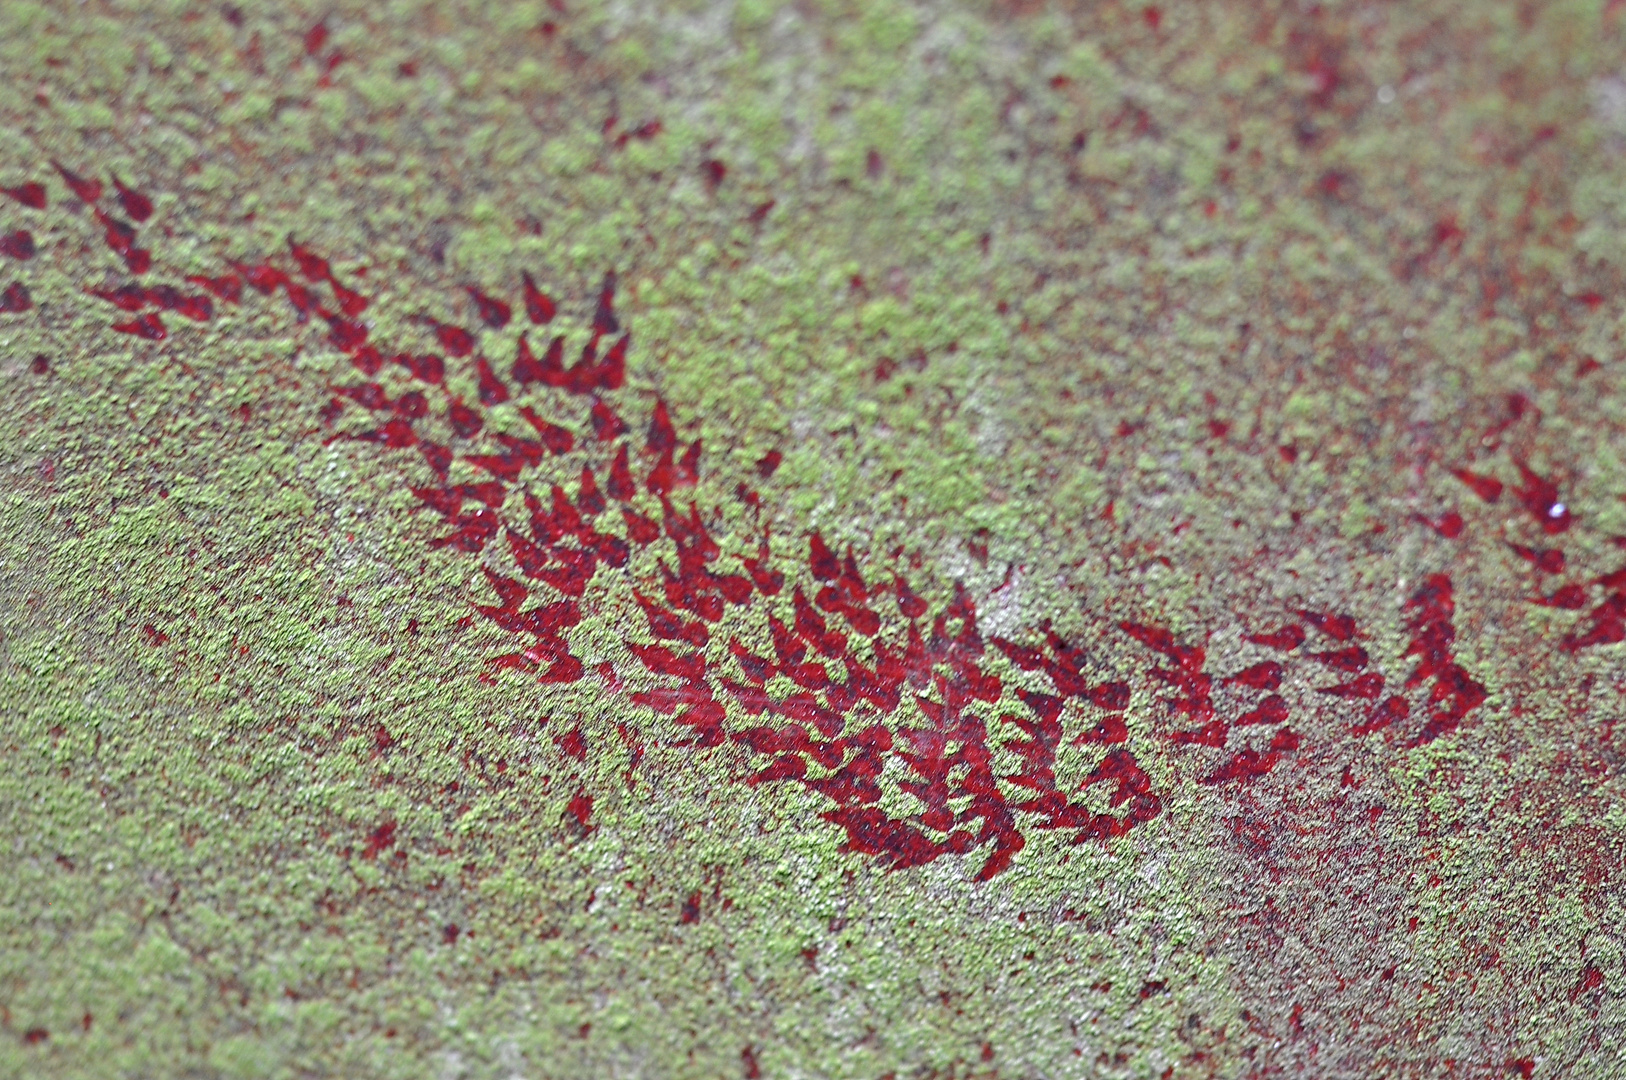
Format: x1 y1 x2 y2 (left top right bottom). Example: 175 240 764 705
1 165 1530 878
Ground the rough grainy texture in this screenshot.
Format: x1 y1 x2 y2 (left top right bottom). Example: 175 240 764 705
2 1 1624 1077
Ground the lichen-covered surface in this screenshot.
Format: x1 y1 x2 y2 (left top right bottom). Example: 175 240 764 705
2 1 1624 1076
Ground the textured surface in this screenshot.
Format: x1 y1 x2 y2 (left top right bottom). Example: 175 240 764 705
2 1 1624 1077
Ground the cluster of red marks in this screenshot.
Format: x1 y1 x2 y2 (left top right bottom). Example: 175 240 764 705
1450 458 1572 534
1387 575 1485 745
1122 621 1301 784
1 175 47 312
40 172 1518 879
1443 450 1626 651
219 240 1165 877
303 20 346 85
1 163 215 335
1557 558 1626 650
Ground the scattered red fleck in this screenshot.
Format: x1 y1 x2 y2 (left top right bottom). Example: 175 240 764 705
702 159 727 187
1578 291 1605 311
1511 460 1571 534
1142 6 1161 30
748 199 775 224
1504 1060 1535 1080
111 175 152 221
613 119 663 147
0 282 31 312
304 20 329 56
30 354 48 374
1570 964 1605 1001
22 1028 48 1046
442 923 460 945
742 1045 762 1079
52 160 102 202
521 271 556 324
1577 355 1602 377
360 820 396 859
679 889 701 924
1450 467 1503 503
2 181 46 209
112 312 166 340
141 623 169 647
756 450 783 479
1 229 36 260
466 286 511 329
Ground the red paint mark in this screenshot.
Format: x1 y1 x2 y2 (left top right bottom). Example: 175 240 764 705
1308 645 1368 672
1300 610 1357 641
111 175 153 222
1512 460 1571 534
442 923 460 944
141 623 169 647
1142 6 1161 30
112 312 166 340
1420 510 1464 539
466 286 512 329
1 229 36 260
52 160 102 203
1450 467 1503 503
304 20 329 56
1509 544 1565 574
521 271 556 324
22 1028 48 1045
702 159 727 187
679 889 701 923
593 271 619 336
1400 575 1487 744
1532 583 1588 610
554 725 587 761
2 181 46 209
1246 624 1305 651
0 282 30 312
430 319 475 357
565 791 594 833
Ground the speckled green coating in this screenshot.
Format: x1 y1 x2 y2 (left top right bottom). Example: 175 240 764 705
2 1 1624 1077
